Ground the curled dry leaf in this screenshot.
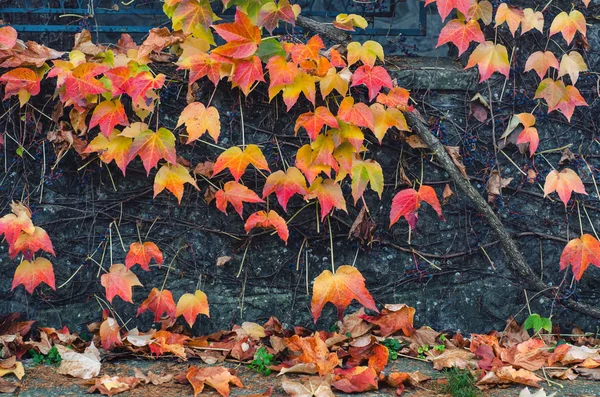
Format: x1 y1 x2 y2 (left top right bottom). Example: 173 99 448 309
186 366 243 397
216 256 232 267
56 342 101 379
444 146 469 179
361 303 415 337
281 375 334 397
487 170 513 203
0 357 24 379
133 368 173 385
432 348 477 370
519 387 557 397
88 375 140 396
477 365 541 388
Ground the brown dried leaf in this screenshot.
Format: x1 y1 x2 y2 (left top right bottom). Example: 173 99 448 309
444 146 469 179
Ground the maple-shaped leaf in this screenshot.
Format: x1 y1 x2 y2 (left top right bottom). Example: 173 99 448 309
171 0 216 33
125 241 163 271
104 66 131 96
137 288 177 322
123 72 166 105
370 103 409 143
11 257 55 294
549 10 586 45
0 26 17 50
212 9 261 59
266 55 299 88
89 99 129 138
495 3 524 36
306 177 347 220
465 41 510 82
337 96 375 131
9 226 55 260
177 102 221 143
319 67 352 98
328 47 346 68
129 127 177 175
0 67 41 107
467 0 493 25
154 163 199 204
390 185 443 229
149 330 189 359
543 168 587 206
361 303 415 337
178 52 222 86
257 0 298 34
83 129 132 176
436 19 485 56
521 8 544 34
231 56 265 96
351 65 393 101
558 51 587 84
554 85 587 121
376 87 413 111
332 366 379 393
295 145 332 184
63 62 109 109
278 72 316 111
311 265 377 322
350 159 384 204
516 127 539 157
186 366 243 397
289 35 325 65
100 264 142 303
215 181 264 217
176 290 210 327
424 0 470 20
212 144 270 181
346 40 384 67
262 167 308 212
524 51 559 80
244 210 289 243
282 375 335 397
0 201 35 246
560 234 600 281
99 317 122 350
333 13 368 31
295 107 339 141
534 78 587 121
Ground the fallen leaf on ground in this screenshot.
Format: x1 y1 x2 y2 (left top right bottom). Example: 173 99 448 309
186 366 243 397
88 375 140 396
281 375 335 397
56 342 101 379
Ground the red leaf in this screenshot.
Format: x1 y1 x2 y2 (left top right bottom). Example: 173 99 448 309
294 107 339 140
560 234 600 281
350 65 393 101
89 99 129 138
436 19 485 56
9 227 55 260
137 288 177 322
212 9 261 59
215 181 264 217
125 241 164 271
244 210 289 243
262 167 308 212
11 258 55 294
543 168 586 206
390 185 443 229
100 264 142 303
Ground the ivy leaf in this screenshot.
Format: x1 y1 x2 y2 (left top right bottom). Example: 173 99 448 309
436 19 485 56
549 10 586 45
83 129 133 176
215 181 264 217
294 107 339 140
99 317 122 350
178 52 222 86
516 127 539 157
212 8 261 59
177 102 221 143
333 13 368 31
376 87 413 111
100 264 142 304
560 234 600 281
231 55 265 96
467 0 493 25
262 167 308 212
280 72 316 111
0 67 41 107
257 0 298 34
9 227 55 260
311 265 378 322
361 303 416 337
350 159 384 204
465 41 510 82
0 26 17 50
543 168 587 206
370 103 409 143
350 65 393 101
337 97 374 132
495 3 524 37
171 0 216 33
256 37 286 62
319 67 352 98
306 177 347 221
129 127 177 175
266 55 298 89
212 144 270 182
523 314 552 333
63 62 108 109
424 0 470 21
558 52 587 85
390 185 443 230
176 290 210 327
124 72 165 104
153 163 199 204
0 202 35 246
11 257 55 294
295 144 332 184
346 40 384 67
125 241 164 271
244 210 289 243
137 288 177 322
289 36 324 65
186 366 243 397
521 8 544 34
524 51 559 80
554 85 587 121
89 99 129 138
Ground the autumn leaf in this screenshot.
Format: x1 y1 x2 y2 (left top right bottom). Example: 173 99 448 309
129 127 177 175
424 0 471 20
495 3 524 37
125 241 163 271
257 0 298 34
137 288 177 322
436 19 485 56
543 168 587 206
154 163 199 204
361 303 416 337
178 52 222 86
376 86 413 111
560 234 600 281
56 343 101 380
216 180 264 217
100 264 142 303
212 9 261 59
170 0 216 33
177 102 221 143
311 265 377 322
176 290 210 327
0 67 41 107
516 127 539 157
281 375 335 397
279 72 317 111
290 36 325 65
521 8 544 34
295 107 339 140
63 62 108 109
370 102 409 143
0 201 35 246
332 366 378 393
350 159 384 203
231 56 265 96
244 210 289 243
390 185 443 229
186 366 243 397
88 375 140 396
306 177 347 221
212 144 270 181
558 51 587 84
83 129 132 175
11 257 55 294
262 167 308 212
549 10 586 45
99 317 122 350
337 96 374 132
149 330 189 359
465 41 510 82
124 72 165 104
89 99 129 138
524 51 559 80
0 26 17 50
351 65 393 101
319 67 352 99
346 40 384 67
9 226 55 260
266 55 299 89
467 0 493 25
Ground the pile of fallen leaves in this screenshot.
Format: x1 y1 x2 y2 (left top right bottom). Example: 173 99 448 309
0 305 598 396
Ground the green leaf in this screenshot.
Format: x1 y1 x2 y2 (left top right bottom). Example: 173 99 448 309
256 38 286 63
16 146 24 157
524 313 552 333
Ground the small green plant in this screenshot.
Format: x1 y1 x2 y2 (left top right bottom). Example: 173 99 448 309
328 324 340 333
382 338 403 361
434 343 446 352
523 313 552 334
438 367 482 397
249 346 274 376
29 346 62 366
417 344 429 359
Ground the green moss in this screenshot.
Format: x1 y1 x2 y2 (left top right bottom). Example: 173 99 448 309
438 367 482 397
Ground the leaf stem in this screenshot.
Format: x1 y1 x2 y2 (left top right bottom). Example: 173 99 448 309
328 216 335 274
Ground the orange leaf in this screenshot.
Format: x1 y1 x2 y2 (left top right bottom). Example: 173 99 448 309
149 330 189 359
370 102 409 143
436 19 485 56
521 8 544 34
63 62 108 109
524 51 559 80
231 56 265 96
278 72 316 111
289 36 324 65
549 10 586 45
361 303 416 337
495 3 524 37
337 96 374 131
212 9 261 59
137 288 176 322
295 145 332 184
89 99 129 138
215 181 264 217
0 201 35 246
465 41 510 82
543 168 587 206
376 87 413 111
9 226 55 260
350 65 393 101
295 107 339 141
176 290 210 327
11 257 55 294
0 67 41 107
424 0 470 20
266 55 298 88
311 265 377 322
99 317 122 350
177 52 222 87
186 366 243 397
129 127 177 175
177 102 221 143
0 26 17 50
319 67 351 98
100 264 142 303
306 177 347 221
516 127 539 157
332 366 378 393
244 210 289 243
390 185 443 230
560 234 600 281
285 332 340 376
262 167 308 212
212 144 270 182
83 129 132 176
258 0 298 34
125 241 163 271
153 163 199 204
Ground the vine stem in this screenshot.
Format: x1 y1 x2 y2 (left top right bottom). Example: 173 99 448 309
328 216 335 274
161 245 187 291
